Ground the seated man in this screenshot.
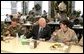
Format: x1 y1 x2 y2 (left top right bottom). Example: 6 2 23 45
5 14 11 22
1 22 5 35
2 18 24 37
26 18 51 41
51 20 78 45
73 19 80 25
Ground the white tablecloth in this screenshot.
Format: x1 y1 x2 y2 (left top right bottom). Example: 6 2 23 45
1 38 83 53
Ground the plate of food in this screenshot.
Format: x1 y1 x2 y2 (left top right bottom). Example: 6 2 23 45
50 43 68 52
50 43 63 49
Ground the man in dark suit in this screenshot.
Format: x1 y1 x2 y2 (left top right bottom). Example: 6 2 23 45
26 18 51 41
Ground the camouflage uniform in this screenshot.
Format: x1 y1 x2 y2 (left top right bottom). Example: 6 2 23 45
2 23 24 37
1 22 10 35
52 28 78 45
1 22 4 35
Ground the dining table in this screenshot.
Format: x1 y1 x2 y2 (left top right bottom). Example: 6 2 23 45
1 37 83 53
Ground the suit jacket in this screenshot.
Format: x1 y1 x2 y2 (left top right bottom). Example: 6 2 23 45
26 25 51 41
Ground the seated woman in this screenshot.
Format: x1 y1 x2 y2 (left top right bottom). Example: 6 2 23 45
51 20 78 45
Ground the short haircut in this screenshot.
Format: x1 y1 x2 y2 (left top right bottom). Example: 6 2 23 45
38 17 47 22
11 18 18 22
60 20 70 27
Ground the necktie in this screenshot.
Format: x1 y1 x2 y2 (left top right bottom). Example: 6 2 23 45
38 28 43 39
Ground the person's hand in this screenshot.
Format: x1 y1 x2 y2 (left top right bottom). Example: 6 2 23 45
5 31 10 34
63 38 69 43
6 34 11 38
64 42 70 46
53 32 57 36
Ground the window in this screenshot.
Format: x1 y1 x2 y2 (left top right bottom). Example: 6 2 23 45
1 1 11 21
42 1 48 14
75 1 83 16
28 1 34 12
17 1 22 13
